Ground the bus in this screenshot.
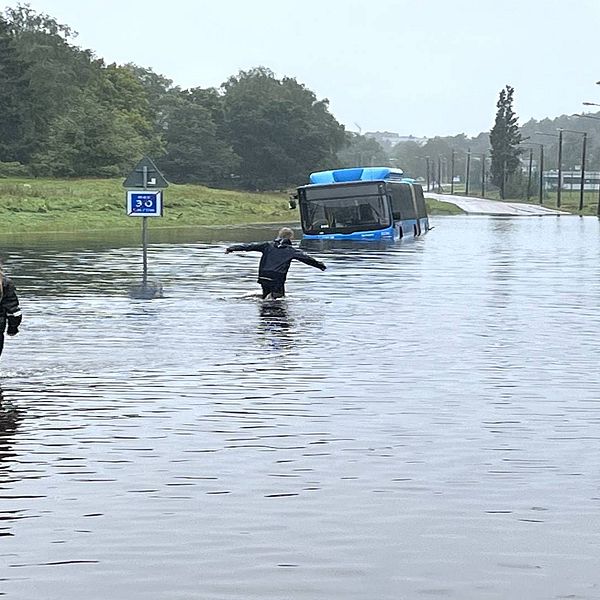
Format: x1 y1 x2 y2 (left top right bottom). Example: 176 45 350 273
295 166 429 241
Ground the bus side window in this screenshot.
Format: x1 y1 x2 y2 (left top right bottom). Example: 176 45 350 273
397 184 417 220
390 189 403 220
413 185 428 218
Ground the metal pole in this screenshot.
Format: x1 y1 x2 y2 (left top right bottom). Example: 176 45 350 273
465 149 471 196
539 145 544 205
597 168 600 216
526 148 533 200
579 132 587 212
481 153 486 198
450 150 455 194
142 166 148 289
557 129 563 208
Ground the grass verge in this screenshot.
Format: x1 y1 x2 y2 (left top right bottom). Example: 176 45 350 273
0 177 465 234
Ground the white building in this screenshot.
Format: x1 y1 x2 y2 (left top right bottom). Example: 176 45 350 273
543 170 600 191
364 131 428 148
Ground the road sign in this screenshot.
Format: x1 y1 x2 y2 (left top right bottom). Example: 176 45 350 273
126 190 163 217
123 156 169 189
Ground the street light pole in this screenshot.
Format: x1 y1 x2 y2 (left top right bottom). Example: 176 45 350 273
536 131 562 207
580 133 587 211
526 148 533 201
539 145 544 205
465 149 471 196
481 153 486 198
557 129 563 208
522 142 545 204
450 150 455 194
562 128 588 211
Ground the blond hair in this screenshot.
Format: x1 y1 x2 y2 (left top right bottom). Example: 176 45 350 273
277 227 294 240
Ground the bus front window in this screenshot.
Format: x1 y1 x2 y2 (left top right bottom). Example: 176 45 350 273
302 194 390 234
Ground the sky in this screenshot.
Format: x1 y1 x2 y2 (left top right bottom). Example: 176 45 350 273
5 0 600 138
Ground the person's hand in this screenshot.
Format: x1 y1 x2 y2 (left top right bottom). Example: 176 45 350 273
6 325 19 337
319 263 327 271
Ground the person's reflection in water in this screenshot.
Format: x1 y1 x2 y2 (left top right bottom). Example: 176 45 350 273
258 300 294 350
0 386 21 472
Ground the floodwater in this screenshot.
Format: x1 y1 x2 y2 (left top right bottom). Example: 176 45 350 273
2 216 600 600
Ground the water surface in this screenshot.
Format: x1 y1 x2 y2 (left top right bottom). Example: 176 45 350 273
2 216 600 599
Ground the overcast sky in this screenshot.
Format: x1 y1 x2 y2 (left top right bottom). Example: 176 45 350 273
5 0 600 138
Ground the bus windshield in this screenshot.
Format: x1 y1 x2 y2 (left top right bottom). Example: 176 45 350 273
301 193 391 235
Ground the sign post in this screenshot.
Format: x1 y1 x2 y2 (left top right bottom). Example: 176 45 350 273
123 157 168 298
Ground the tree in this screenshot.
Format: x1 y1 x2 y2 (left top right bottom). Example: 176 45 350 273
31 89 153 177
337 133 388 168
222 67 345 189
158 91 239 185
3 4 102 164
490 85 522 198
0 16 29 163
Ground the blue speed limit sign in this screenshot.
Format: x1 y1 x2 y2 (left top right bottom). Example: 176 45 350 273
126 190 163 217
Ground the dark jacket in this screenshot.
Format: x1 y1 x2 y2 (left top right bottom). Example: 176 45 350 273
0 276 22 334
227 238 325 283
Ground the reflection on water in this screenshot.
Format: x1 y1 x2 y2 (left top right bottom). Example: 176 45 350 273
2 216 600 599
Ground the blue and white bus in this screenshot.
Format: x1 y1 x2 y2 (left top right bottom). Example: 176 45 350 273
296 167 429 241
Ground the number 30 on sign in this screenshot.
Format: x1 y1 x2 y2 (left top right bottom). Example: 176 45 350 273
126 190 163 217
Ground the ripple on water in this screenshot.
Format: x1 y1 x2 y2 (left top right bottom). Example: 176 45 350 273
2 217 600 599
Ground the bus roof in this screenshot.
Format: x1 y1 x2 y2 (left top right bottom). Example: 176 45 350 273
309 167 405 185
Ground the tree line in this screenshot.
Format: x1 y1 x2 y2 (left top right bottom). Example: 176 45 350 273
0 5 346 190
2 5 598 195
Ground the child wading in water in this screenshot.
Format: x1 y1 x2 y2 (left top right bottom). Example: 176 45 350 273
225 227 326 299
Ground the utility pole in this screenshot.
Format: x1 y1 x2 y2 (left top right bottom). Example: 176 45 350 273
557 128 563 208
481 153 486 198
526 148 533 201
539 145 544 205
450 150 455 194
465 149 471 196
579 132 587 212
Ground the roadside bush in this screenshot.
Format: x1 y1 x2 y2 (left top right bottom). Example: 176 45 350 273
0 162 30 178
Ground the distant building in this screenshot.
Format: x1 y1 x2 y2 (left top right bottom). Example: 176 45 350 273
543 170 600 191
364 131 428 148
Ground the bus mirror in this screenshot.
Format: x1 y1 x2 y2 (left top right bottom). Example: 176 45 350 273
288 195 297 210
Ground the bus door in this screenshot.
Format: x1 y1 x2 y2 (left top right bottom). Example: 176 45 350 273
412 184 429 233
390 183 418 237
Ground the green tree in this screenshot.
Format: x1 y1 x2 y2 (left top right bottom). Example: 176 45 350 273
158 91 239 185
0 16 29 163
222 67 345 189
99 64 162 153
337 133 388 168
31 89 152 177
490 85 522 198
390 140 425 178
4 4 101 162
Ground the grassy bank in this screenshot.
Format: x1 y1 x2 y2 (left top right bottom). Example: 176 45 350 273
0 177 466 234
0 178 296 234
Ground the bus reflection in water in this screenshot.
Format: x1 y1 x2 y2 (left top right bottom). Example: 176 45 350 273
295 167 429 242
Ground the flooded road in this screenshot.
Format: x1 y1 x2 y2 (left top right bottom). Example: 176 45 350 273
2 216 600 600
